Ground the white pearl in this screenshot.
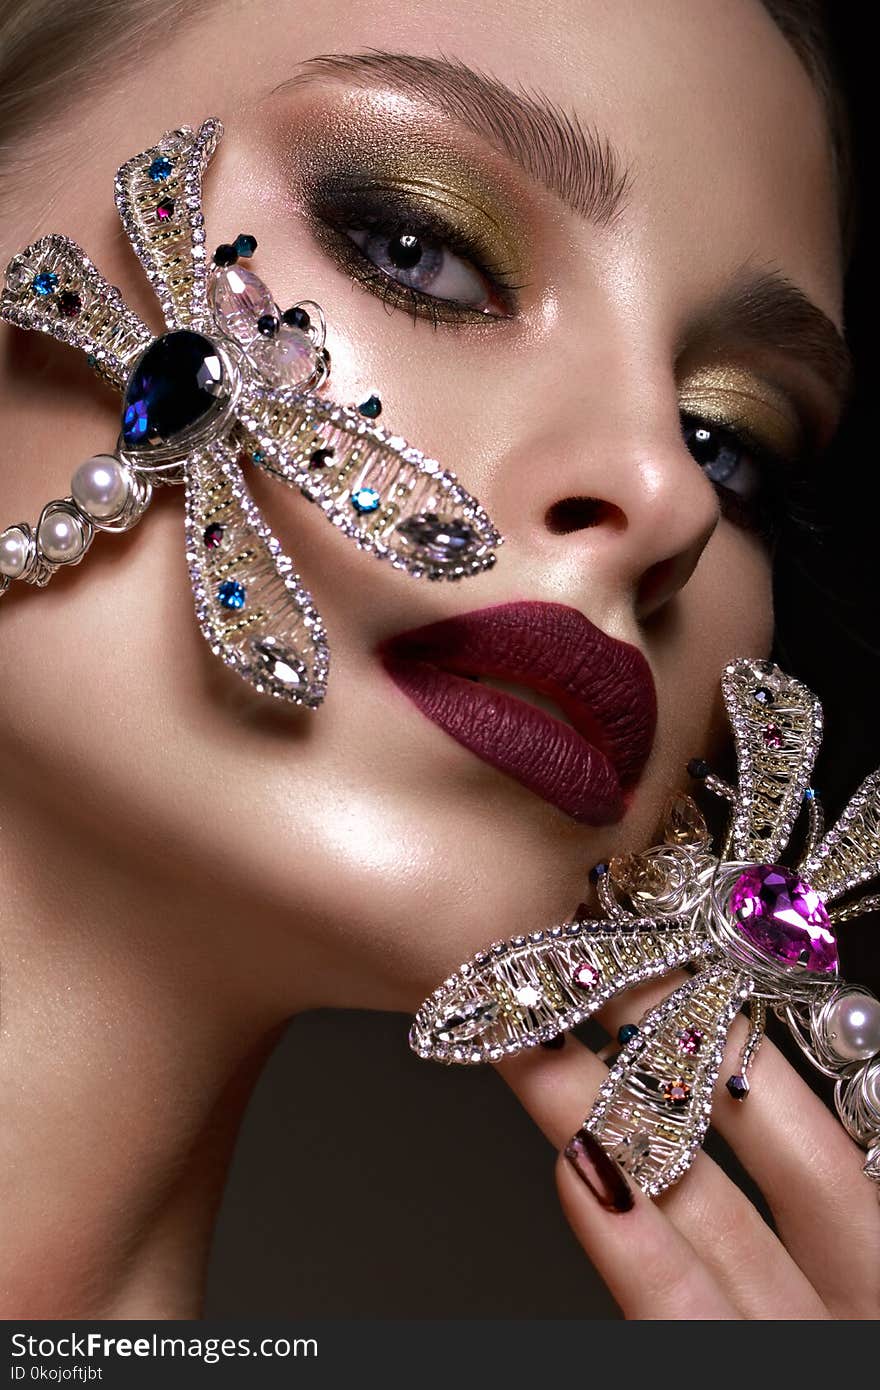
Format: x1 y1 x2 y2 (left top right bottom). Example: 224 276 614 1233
37 506 87 563
71 454 130 521
825 990 880 1062
0 526 29 578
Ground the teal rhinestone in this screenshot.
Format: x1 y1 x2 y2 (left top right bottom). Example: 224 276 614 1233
351 486 381 514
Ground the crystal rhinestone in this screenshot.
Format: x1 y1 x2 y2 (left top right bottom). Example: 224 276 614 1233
217 578 246 610
726 1073 749 1100
257 313 279 337
804 787 817 802
203 523 224 549
514 985 542 1008
762 723 784 749
571 961 600 990
249 322 317 387
676 1026 703 1055
662 1079 691 1106
351 486 381 514
0 525 30 579
310 448 334 467
208 264 275 345
687 757 710 779
753 686 774 705
148 155 173 181
282 305 310 330
57 290 82 318
728 864 838 973
233 233 257 258
249 637 308 691
156 197 175 222
433 994 498 1043
608 852 668 906
588 862 607 884
212 242 238 267
662 791 709 846
617 1024 640 1045
122 331 226 448
394 513 476 563
358 394 382 418
31 270 58 296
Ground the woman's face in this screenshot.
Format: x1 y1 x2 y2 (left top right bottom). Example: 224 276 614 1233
0 0 846 1018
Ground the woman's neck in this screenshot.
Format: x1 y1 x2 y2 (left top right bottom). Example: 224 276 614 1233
0 800 287 1318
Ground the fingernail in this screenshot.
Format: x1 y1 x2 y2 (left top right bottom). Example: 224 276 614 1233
563 1126 635 1213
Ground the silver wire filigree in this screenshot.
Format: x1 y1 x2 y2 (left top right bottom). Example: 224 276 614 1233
411 656 880 1195
0 118 503 705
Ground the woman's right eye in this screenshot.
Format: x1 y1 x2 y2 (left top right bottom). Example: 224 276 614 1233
344 226 506 315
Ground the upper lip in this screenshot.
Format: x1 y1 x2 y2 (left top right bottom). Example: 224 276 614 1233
378 600 657 789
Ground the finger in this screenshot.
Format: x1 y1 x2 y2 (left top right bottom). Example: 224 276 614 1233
497 1034 827 1318
557 1131 737 1319
596 976 880 1314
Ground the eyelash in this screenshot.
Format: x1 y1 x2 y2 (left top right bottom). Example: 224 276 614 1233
310 197 523 325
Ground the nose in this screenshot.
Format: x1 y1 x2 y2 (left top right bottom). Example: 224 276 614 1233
498 360 721 624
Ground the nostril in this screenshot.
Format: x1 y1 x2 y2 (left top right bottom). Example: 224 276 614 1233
545 496 622 535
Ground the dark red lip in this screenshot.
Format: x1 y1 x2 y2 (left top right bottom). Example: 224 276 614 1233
377 600 657 826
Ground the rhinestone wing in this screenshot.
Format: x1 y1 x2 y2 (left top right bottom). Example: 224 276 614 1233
722 658 823 862
409 916 704 1064
585 963 753 1194
185 441 328 705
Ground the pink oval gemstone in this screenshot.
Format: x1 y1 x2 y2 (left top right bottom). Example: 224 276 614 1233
728 864 838 974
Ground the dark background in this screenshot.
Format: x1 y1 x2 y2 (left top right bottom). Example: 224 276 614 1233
203 13 876 1317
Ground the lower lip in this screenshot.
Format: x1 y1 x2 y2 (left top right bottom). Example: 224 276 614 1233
381 655 625 825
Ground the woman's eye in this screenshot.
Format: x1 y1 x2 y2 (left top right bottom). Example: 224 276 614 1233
346 226 499 313
681 414 762 502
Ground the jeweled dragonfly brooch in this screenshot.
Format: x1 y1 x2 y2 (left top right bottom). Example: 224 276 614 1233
411 657 880 1194
0 118 501 706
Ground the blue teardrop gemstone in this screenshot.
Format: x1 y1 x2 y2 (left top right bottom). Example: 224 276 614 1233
122 331 226 448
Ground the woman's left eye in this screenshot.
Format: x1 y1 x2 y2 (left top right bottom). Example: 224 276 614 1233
681 412 786 537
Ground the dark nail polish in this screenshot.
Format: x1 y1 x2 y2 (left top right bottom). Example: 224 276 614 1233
563 1126 635 1212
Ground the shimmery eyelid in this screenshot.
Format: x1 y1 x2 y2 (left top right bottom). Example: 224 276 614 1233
678 366 805 460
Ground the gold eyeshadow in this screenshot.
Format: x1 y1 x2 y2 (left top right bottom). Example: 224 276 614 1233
677 364 805 461
269 89 540 296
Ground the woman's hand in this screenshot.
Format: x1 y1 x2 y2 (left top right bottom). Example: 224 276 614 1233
496 992 880 1320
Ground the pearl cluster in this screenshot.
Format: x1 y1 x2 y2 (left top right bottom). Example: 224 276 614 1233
0 452 149 591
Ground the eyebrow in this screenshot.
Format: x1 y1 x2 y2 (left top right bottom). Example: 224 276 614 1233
271 49 852 410
686 268 853 410
269 48 634 227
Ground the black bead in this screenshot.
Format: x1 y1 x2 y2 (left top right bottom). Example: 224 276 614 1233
282 305 311 331
309 447 335 467
754 686 774 705
213 243 238 266
687 757 710 780
358 394 382 418
257 314 279 337
234 233 258 258
540 1033 565 1051
588 862 608 885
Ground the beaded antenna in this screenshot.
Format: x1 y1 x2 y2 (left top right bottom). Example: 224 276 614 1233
411 657 880 1195
0 118 502 707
